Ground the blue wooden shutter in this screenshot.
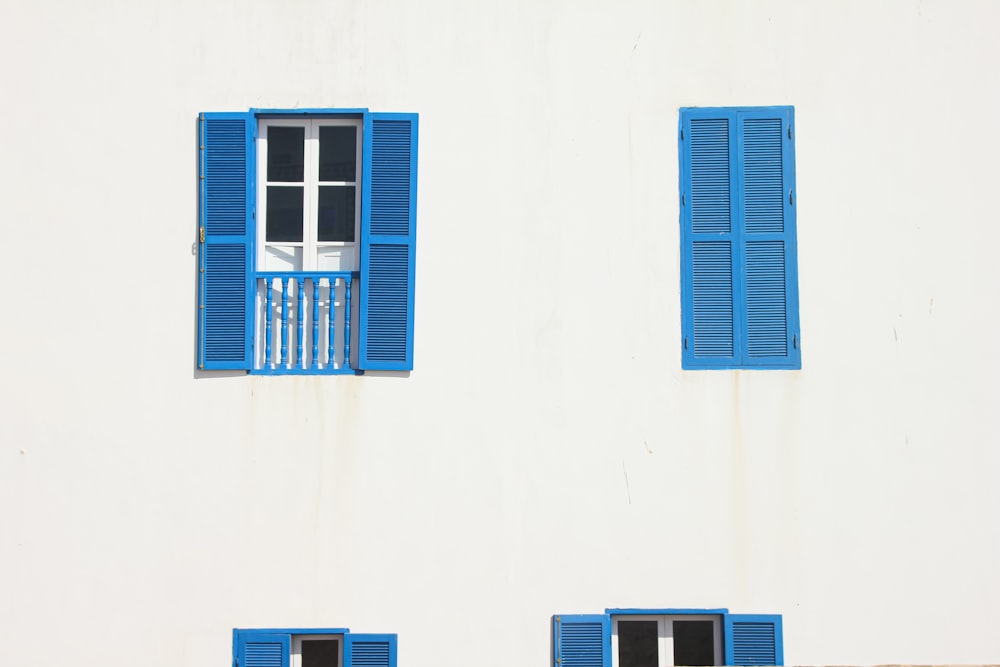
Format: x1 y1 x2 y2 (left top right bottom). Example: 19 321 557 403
680 110 741 369
359 112 418 371
344 633 396 667
199 112 254 370
738 108 800 369
552 614 610 667
237 631 290 667
724 614 783 666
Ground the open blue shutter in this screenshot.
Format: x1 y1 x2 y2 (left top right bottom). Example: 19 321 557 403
237 632 290 667
680 110 740 369
359 112 418 371
344 633 396 667
724 614 783 666
552 614 610 667
199 112 254 370
738 108 800 369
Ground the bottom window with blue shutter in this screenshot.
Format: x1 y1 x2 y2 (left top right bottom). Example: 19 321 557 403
234 629 396 667
553 610 783 667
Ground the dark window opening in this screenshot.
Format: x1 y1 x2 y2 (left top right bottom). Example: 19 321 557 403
302 638 339 667
618 620 658 667
673 620 714 666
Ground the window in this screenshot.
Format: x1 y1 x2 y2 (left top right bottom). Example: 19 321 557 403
259 118 362 273
679 106 800 370
198 109 418 374
552 609 783 667
234 628 396 667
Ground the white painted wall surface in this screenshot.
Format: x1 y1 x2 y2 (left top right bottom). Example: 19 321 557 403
1 1 998 665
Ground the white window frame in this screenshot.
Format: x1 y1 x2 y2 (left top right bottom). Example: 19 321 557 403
611 614 722 667
291 633 343 667
257 117 363 272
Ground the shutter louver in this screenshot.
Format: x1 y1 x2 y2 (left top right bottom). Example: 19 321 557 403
739 109 799 368
360 113 418 371
682 112 739 367
692 241 734 357
237 632 290 667
199 112 254 370
345 634 396 667
724 614 783 666
552 614 610 667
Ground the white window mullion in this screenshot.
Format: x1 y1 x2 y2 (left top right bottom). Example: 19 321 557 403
659 617 671 667
304 119 319 271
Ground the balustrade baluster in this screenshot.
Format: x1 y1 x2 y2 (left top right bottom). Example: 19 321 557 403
343 275 352 370
311 278 320 370
296 278 305 369
265 278 273 368
280 277 289 367
327 278 336 369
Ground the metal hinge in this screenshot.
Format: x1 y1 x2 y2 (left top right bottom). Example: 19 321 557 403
793 334 798 349
199 226 205 243
788 126 792 139
680 128 684 140
681 194 685 205
789 190 794 205
683 337 688 350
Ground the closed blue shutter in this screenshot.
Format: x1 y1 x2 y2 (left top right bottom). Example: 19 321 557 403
724 614 783 666
552 614 610 667
680 106 799 369
344 633 396 667
738 109 800 368
237 632 290 667
359 112 418 371
199 112 254 370
680 110 740 368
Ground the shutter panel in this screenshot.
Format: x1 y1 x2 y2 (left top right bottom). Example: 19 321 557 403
552 614 610 667
199 112 254 370
344 633 396 667
738 108 800 368
724 614 783 666
680 111 740 368
359 112 418 371
237 632 290 667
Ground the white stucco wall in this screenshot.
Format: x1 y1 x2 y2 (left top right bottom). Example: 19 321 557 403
1 1 999 665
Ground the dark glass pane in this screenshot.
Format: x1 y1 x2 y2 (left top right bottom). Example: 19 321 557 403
319 126 357 182
318 186 356 242
266 186 303 242
267 126 304 182
302 639 339 667
619 621 658 667
673 621 714 667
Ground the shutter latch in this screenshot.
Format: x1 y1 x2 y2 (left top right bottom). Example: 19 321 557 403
793 334 798 349
789 190 794 205
684 337 688 350
199 226 205 243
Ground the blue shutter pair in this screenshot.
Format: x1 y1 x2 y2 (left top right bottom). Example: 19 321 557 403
198 110 418 372
553 612 783 666
679 106 800 370
235 629 396 667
